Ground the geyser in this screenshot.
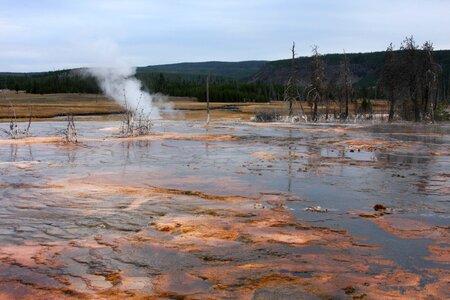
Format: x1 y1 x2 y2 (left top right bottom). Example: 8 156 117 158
87 66 160 120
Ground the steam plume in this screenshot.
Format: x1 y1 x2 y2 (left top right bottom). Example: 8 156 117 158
87 66 160 119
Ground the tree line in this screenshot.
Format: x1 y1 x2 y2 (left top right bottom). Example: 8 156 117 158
136 73 285 102
303 36 448 122
0 70 100 94
1 37 449 122
0 70 284 103
380 37 444 122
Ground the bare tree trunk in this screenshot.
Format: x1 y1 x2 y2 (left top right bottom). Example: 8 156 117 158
206 75 210 125
25 105 32 136
345 90 349 119
430 97 435 123
433 74 443 121
309 45 326 122
388 90 396 122
423 87 429 116
289 96 293 118
289 43 295 118
340 51 351 120
282 42 304 120
412 93 421 122
403 100 408 120
312 100 318 121
64 115 78 143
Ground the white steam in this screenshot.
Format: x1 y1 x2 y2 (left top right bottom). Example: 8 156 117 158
79 39 160 119
87 66 160 119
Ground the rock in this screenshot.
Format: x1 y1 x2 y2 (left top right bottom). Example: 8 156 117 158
373 204 386 211
370 204 393 215
254 203 265 209
342 286 355 294
304 206 328 213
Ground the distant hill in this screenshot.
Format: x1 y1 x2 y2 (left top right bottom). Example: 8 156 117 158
0 72 44 77
1 50 449 100
3 50 450 87
250 50 450 88
137 61 268 80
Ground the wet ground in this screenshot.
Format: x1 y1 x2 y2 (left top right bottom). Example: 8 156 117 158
0 120 449 299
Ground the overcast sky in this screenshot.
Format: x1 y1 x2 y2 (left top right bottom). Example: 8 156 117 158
1 0 449 72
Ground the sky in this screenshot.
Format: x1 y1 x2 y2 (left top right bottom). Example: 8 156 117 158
1 0 449 72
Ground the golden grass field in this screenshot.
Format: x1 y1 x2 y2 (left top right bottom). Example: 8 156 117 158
0 91 390 122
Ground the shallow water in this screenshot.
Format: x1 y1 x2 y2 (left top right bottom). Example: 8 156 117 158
0 120 449 299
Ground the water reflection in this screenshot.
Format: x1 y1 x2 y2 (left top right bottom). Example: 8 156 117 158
9 144 17 161
287 129 293 193
4 144 35 162
376 152 430 164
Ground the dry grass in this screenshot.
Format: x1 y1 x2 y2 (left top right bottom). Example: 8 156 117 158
0 91 390 122
0 92 123 120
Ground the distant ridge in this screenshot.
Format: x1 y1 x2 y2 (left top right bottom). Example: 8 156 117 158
137 60 268 80
2 49 450 90
250 50 450 88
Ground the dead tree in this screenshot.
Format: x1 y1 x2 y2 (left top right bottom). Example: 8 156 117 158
25 105 32 135
206 74 211 125
0 102 32 139
307 45 326 121
338 51 352 120
380 43 399 122
121 90 134 137
7 103 19 138
283 42 305 119
119 92 152 137
62 115 78 143
400 36 421 121
420 41 441 123
120 106 152 137
379 37 443 122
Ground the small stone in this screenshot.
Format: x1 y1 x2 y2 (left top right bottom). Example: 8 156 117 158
342 286 355 294
304 206 328 213
373 204 386 211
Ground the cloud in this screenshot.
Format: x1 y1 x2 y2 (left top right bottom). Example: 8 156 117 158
0 0 449 71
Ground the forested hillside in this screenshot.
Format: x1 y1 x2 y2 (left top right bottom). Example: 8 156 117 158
1 49 449 104
137 61 267 80
251 50 450 88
